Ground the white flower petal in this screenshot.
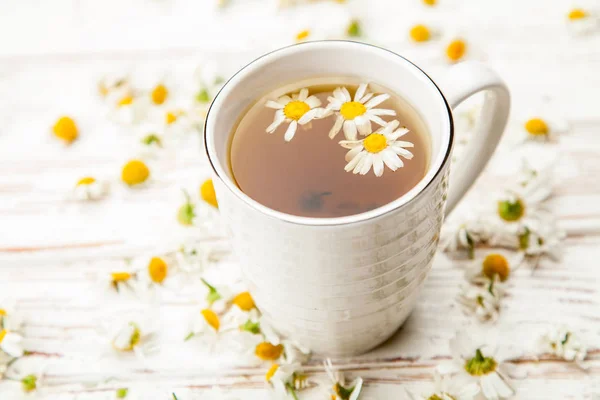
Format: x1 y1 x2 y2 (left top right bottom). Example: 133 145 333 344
388 127 410 141
329 115 345 139
381 149 403 170
355 115 372 136
436 361 460 375
345 145 364 161
373 154 385 176
359 93 374 104
341 87 352 103
298 108 321 124
365 93 390 108
266 110 286 133
305 95 321 109
359 154 374 175
298 88 309 101
394 140 414 148
368 113 390 127
284 120 298 142
343 120 358 140
345 151 365 172
349 377 364 400
480 375 500 400
354 83 368 102
368 108 396 116
277 95 292 105
487 372 515 398
265 100 284 109
333 87 349 102
352 154 368 174
392 146 414 159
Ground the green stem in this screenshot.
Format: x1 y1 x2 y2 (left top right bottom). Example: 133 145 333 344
285 383 300 400
474 348 485 362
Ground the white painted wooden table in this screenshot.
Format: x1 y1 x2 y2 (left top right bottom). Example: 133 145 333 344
0 0 599 399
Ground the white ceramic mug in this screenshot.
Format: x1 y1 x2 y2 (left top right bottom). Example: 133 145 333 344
204 41 510 356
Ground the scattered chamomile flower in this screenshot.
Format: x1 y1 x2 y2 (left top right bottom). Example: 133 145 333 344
109 318 159 359
259 317 311 364
232 291 255 311
326 83 396 140
136 124 164 158
441 218 491 259
201 278 233 313
266 88 325 141
174 239 229 274
409 24 432 42
73 176 108 201
517 115 569 143
121 159 150 186
200 179 218 208
517 224 565 270
255 341 284 361
457 277 505 323
0 327 24 359
98 73 130 98
566 8 599 35
445 38 468 63
339 120 414 177
150 82 169 106
178 190 197 226
324 359 364 400
537 326 587 366
437 331 515 400
52 116 78 144
465 252 517 285
185 308 221 343
405 371 480 400
145 256 169 285
109 89 149 126
106 267 145 297
346 19 362 37
266 362 309 399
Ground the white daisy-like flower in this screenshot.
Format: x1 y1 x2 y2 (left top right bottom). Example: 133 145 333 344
437 332 515 400
108 90 149 126
339 119 414 177
109 318 159 359
465 252 517 286
260 317 311 364
265 362 308 399
537 326 587 366
456 278 505 323
265 88 325 141
405 372 480 400
0 329 24 359
517 223 565 267
326 83 396 140
566 8 599 36
0 370 45 398
200 278 233 314
324 359 364 400
106 268 140 296
136 123 165 158
73 177 109 201
174 239 228 274
441 218 491 259
517 115 569 143
185 308 221 345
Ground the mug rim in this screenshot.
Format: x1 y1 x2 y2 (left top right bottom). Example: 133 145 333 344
204 40 454 227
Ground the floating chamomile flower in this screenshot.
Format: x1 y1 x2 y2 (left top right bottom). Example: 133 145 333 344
266 362 309 399
339 120 414 177
405 372 480 400
52 116 78 144
121 159 150 186
74 177 108 201
110 319 159 358
265 88 325 141
437 332 514 400
457 278 505 323
465 252 516 285
326 83 396 140
566 8 599 35
324 359 364 400
537 326 587 366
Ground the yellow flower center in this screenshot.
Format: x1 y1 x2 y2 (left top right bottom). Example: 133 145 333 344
151 84 168 105
121 160 150 186
255 342 284 361
148 257 168 284
53 116 78 143
497 197 525 222
0 329 7 343
265 363 279 381
340 101 367 120
410 24 431 42
283 101 311 121
117 322 141 351
568 8 588 20
524 118 549 136
446 39 467 62
200 179 219 208
296 30 310 41
423 0 436 5
482 253 510 282
165 110 185 125
201 309 220 331
363 133 388 153
232 292 255 311
0 309 7 316
464 349 497 376
77 177 96 186
111 272 132 282
118 95 134 107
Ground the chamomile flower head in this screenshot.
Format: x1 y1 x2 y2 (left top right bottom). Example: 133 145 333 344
265 88 325 141
339 120 414 177
566 8 599 35
406 372 480 400
324 359 364 400
52 116 79 144
174 239 228 274
518 115 569 143
73 176 108 201
121 159 150 186
106 266 147 298
437 332 514 400
441 217 491 259
136 124 164 158
446 38 468 62
109 89 149 126
150 82 169 106
109 318 159 358
465 252 517 285
409 24 432 42
326 83 396 140
537 326 587 366
457 277 505 323
98 73 130 98
266 362 308 399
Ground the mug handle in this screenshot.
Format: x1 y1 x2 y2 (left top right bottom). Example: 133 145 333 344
439 61 511 216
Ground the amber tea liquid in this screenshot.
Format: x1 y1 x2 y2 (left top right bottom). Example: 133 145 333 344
229 77 430 218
